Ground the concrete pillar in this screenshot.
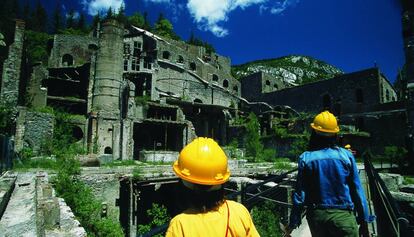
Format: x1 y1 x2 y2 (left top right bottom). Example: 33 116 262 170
0 20 25 107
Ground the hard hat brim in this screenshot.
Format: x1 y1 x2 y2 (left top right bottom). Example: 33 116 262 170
173 160 230 185
310 123 340 134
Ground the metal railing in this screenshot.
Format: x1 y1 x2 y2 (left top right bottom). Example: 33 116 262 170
364 155 414 237
138 168 297 237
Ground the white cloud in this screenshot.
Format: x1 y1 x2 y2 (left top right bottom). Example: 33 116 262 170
81 0 125 15
145 0 172 3
270 0 299 15
140 0 301 37
66 11 80 19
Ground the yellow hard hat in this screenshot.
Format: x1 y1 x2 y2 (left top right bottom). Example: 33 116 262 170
345 144 351 149
310 111 340 135
173 137 230 185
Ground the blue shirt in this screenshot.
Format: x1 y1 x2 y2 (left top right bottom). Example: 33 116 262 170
289 147 375 229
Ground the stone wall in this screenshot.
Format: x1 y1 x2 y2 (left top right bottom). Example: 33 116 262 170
258 68 386 114
0 20 25 107
48 34 98 68
241 72 286 100
14 108 54 153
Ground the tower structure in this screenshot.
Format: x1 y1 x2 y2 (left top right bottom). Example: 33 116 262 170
92 19 124 116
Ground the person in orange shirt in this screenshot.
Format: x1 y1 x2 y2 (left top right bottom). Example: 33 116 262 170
166 137 260 237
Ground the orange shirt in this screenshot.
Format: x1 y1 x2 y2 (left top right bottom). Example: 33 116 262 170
166 200 260 237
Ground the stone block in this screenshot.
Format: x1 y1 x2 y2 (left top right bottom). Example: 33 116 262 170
39 198 60 229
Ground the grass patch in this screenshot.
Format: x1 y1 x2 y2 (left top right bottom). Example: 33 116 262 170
403 176 414 185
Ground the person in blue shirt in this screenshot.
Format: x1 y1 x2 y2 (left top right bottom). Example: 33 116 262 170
286 111 374 237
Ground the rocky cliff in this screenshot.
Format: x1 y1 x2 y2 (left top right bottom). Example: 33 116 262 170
232 55 343 86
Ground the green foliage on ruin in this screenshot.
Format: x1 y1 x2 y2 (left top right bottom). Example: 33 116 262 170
135 95 151 105
137 203 171 237
154 13 181 40
383 145 408 171
287 132 310 158
251 201 283 237
0 105 14 136
53 157 124 237
25 30 51 64
245 113 263 161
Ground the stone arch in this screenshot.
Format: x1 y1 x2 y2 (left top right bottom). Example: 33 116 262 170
177 55 184 63
194 98 203 103
162 51 170 60
104 146 113 154
233 85 238 92
62 54 74 66
212 74 219 82
88 43 98 51
190 62 196 71
265 80 270 86
72 126 84 141
223 79 229 88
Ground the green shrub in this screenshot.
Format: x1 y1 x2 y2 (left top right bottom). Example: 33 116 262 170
245 113 263 162
258 148 276 162
251 201 283 237
288 132 310 158
0 105 14 136
137 203 171 237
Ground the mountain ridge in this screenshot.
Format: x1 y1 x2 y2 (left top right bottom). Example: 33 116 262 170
231 55 344 86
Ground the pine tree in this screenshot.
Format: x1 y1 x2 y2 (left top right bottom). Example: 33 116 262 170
31 0 48 32
154 13 180 40
116 3 127 25
143 11 151 31
52 4 63 33
128 12 145 28
77 13 86 32
66 9 75 29
91 13 100 30
106 7 113 19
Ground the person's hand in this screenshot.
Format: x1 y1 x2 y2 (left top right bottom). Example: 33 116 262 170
359 222 370 237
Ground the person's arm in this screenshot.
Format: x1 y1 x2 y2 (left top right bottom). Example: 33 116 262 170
348 153 375 225
288 155 306 230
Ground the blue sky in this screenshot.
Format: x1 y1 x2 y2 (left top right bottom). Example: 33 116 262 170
40 0 404 82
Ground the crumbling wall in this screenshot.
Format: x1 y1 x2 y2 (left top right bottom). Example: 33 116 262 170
0 20 25 107
257 68 386 115
26 63 48 109
48 34 98 68
14 108 54 153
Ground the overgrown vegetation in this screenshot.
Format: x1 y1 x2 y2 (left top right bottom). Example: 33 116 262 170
251 201 283 237
12 108 124 236
287 132 310 158
137 203 171 237
0 105 14 136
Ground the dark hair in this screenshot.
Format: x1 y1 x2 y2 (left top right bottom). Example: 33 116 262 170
307 130 338 151
179 181 225 213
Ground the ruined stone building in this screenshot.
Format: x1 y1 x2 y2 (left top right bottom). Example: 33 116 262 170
241 67 405 153
2 19 246 162
1 7 413 160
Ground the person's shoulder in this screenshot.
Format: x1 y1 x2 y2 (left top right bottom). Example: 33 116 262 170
226 200 249 212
